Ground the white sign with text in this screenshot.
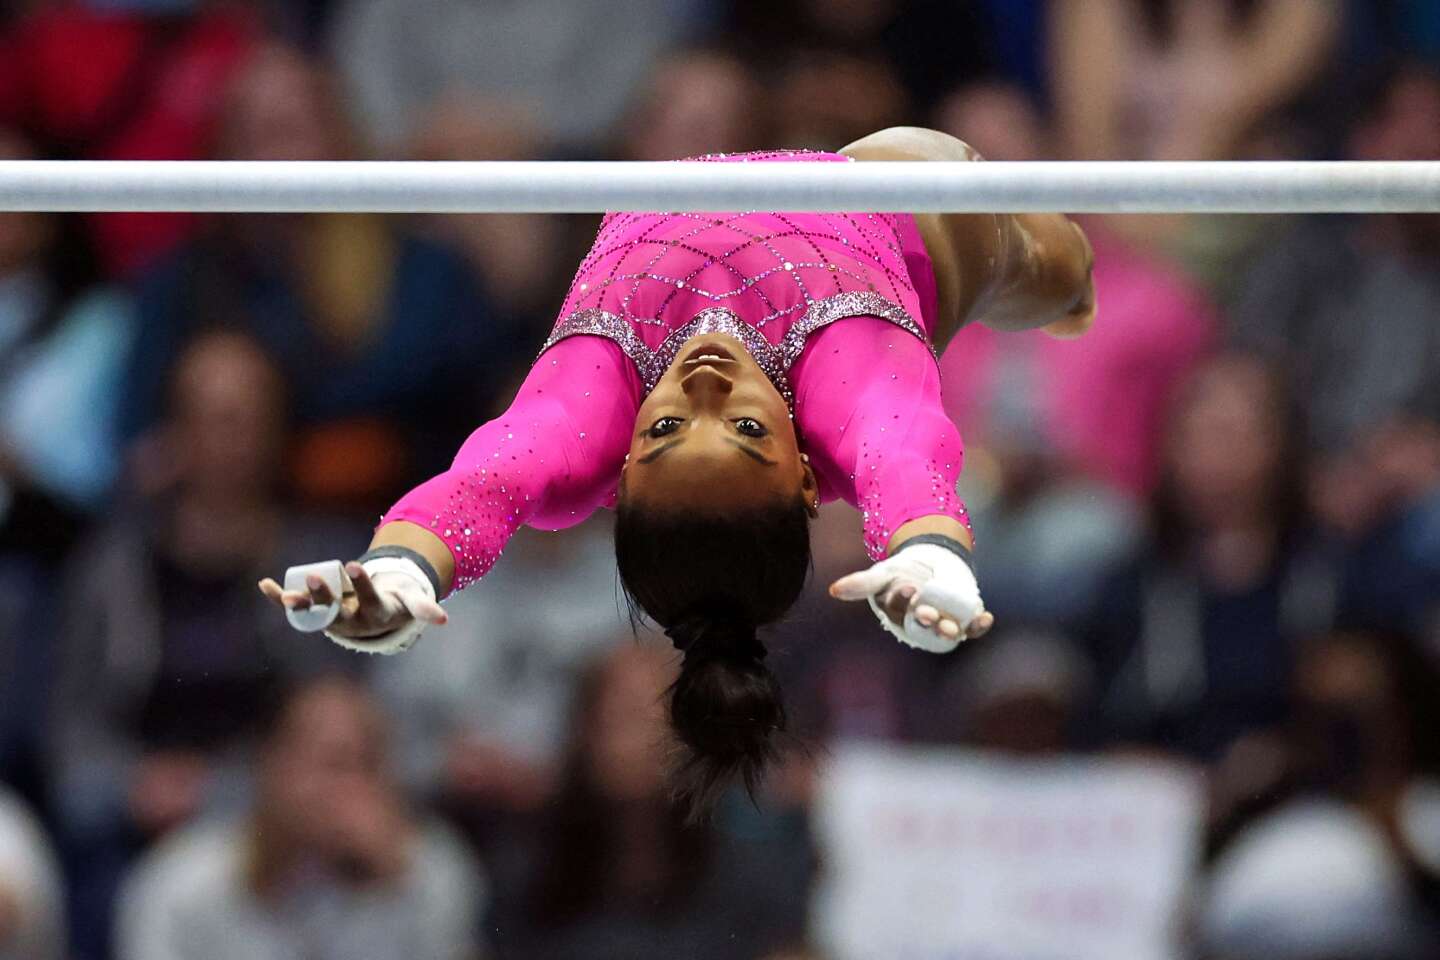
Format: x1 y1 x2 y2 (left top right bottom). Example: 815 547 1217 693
811 744 1202 960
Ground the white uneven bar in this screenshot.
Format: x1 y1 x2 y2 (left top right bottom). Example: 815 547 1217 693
1 160 1438 214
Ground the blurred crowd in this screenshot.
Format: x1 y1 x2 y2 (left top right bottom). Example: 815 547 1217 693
0 0 1438 958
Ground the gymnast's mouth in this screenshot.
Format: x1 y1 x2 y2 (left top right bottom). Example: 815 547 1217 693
681 342 738 367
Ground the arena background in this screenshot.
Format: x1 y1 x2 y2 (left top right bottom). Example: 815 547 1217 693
0 1 1439 958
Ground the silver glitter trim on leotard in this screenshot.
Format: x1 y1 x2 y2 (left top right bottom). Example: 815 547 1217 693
779 290 932 369
537 291 932 410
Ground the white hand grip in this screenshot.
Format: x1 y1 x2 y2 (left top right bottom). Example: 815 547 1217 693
283 560 351 633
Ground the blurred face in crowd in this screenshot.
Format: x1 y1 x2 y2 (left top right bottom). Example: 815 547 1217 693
0 129 52 276
1297 634 1393 714
954 633 1088 755
775 53 907 150
970 693 1071 755
1350 66 1440 246
581 644 677 802
258 679 389 849
1164 354 1285 529
800 0 896 39
625 52 759 161
1350 67 1440 163
620 334 817 519
934 83 1049 162
169 331 286 498
218 45 348 162
1293 633 1406 789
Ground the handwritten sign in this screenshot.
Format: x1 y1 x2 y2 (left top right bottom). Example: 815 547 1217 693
810 743 1201 960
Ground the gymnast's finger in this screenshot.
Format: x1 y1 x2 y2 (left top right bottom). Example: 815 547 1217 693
259 579 313 612
966 611 995 640
913 603 940 628
397 592 448 626
345 563 383 612
276 589 314 611
306 574 335 606
829 567 895 601
937 618 961 641
258 578 285 605
882 584 916 625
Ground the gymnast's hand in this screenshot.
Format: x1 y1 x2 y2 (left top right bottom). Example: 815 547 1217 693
258 561 447 640
828 543 994 652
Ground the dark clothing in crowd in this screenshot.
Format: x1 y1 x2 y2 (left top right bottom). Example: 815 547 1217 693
1229 218 1440 454
121 226 527 502
1083 541 1339 760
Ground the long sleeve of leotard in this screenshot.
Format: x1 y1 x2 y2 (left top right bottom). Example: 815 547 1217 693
380 336 640 593
790 317 970 561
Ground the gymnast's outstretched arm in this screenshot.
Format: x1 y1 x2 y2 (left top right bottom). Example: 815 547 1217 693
792 316 993 645
840 126 1096 343
260 335 640 641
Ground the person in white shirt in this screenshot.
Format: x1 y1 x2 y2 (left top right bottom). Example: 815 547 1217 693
0 787 64 960
116 675 485 960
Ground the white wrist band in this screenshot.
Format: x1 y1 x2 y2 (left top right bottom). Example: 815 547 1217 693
864 543 983 654
322 556 436 656
356 556 437 602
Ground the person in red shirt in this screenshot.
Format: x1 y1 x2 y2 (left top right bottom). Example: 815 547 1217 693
0 1 259 278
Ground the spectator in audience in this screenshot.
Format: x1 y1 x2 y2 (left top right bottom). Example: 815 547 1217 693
1332 416 1440 640
1082 352 1338 761
116 675 484 960
1198 630 1440 958
405 97 566 322
0 786 64 960
510 642 797 960
771 52 908 150
0 0 260 277
1047 0 1341 276
1230 60 1440 506
119 43 522 508
0 124 135 801
328 0 707 155
1228 60 1440 639
932 80 1048 162
372 518 625 865
619 49 766 161
50 330 362 960
1048 0 1340 163
924 628 1094 754
726 0 998 109
0 125 133 528
764 504 933 745
1232 61 1440 457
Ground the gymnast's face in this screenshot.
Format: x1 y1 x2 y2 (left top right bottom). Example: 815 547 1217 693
622 333 817 511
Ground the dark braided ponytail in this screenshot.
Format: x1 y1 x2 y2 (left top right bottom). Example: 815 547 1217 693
615 499 812 820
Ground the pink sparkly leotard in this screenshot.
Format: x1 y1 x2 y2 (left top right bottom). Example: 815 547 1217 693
382 150 969 593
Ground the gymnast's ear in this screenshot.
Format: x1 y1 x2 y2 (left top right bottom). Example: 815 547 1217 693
799 452 819 518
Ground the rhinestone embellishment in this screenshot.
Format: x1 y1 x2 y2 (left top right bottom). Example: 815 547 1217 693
538 291 931 410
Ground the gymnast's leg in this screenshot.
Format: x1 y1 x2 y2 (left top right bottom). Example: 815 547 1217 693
840 126 1096 348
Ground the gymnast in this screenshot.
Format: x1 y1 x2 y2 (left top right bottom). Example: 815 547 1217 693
260 127 1096 814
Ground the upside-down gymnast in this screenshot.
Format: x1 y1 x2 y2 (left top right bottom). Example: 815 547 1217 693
260 126 1096 816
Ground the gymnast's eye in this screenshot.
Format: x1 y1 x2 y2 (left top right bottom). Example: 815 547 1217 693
648 417 683 438
734 417 767 438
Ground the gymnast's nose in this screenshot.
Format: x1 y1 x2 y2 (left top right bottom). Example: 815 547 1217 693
679 364 733 410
